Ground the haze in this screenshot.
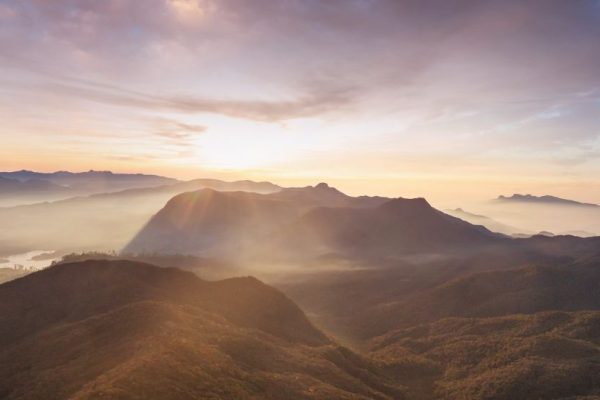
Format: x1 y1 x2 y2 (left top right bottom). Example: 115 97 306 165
1 0 600 205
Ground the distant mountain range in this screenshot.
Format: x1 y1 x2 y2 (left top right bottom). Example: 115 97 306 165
0 169 177 190
0 170 282 208
0 175 67 191
0 170 282 196
0 170 179 206
496 194 599 208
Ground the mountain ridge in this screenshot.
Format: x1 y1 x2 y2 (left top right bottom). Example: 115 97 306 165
0 259 328 347
125 186 502 259
0 259 405 400
496 194 599 208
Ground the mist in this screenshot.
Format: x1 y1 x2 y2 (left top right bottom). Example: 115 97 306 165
471 202 600 237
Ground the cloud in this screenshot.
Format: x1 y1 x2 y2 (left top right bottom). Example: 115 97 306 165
170 121 206 132
14 71 356 122
154 119 206 144
3 0 600 108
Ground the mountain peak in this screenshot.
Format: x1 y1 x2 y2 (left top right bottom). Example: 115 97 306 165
315 182 330 189
381 196 432 210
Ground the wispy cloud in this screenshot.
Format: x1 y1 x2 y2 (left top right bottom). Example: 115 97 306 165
10 71 356 122
154 119 206 145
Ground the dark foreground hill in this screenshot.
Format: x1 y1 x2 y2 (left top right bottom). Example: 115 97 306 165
0 260 404 400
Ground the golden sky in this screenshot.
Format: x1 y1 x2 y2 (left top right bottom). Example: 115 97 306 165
1 0 600 206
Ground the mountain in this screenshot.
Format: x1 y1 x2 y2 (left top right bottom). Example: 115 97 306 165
446 208 530 236
371 311 600 400
124 189 302 256
0 176 68 194
125 186 500 259
0 170 179 207
0 170 177 190
0 178 282 256
272 198 502 260
124 184 390 256
0 170 280 197
496 194 599 208
0 260 404 400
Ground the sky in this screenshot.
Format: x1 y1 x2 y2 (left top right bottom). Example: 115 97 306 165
1 0 600 205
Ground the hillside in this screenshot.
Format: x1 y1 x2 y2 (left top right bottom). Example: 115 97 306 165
273 198 502 259
0 267 29 284
333 253 600 339
371 311 600 400
0 260 404 400
124 189 303 255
